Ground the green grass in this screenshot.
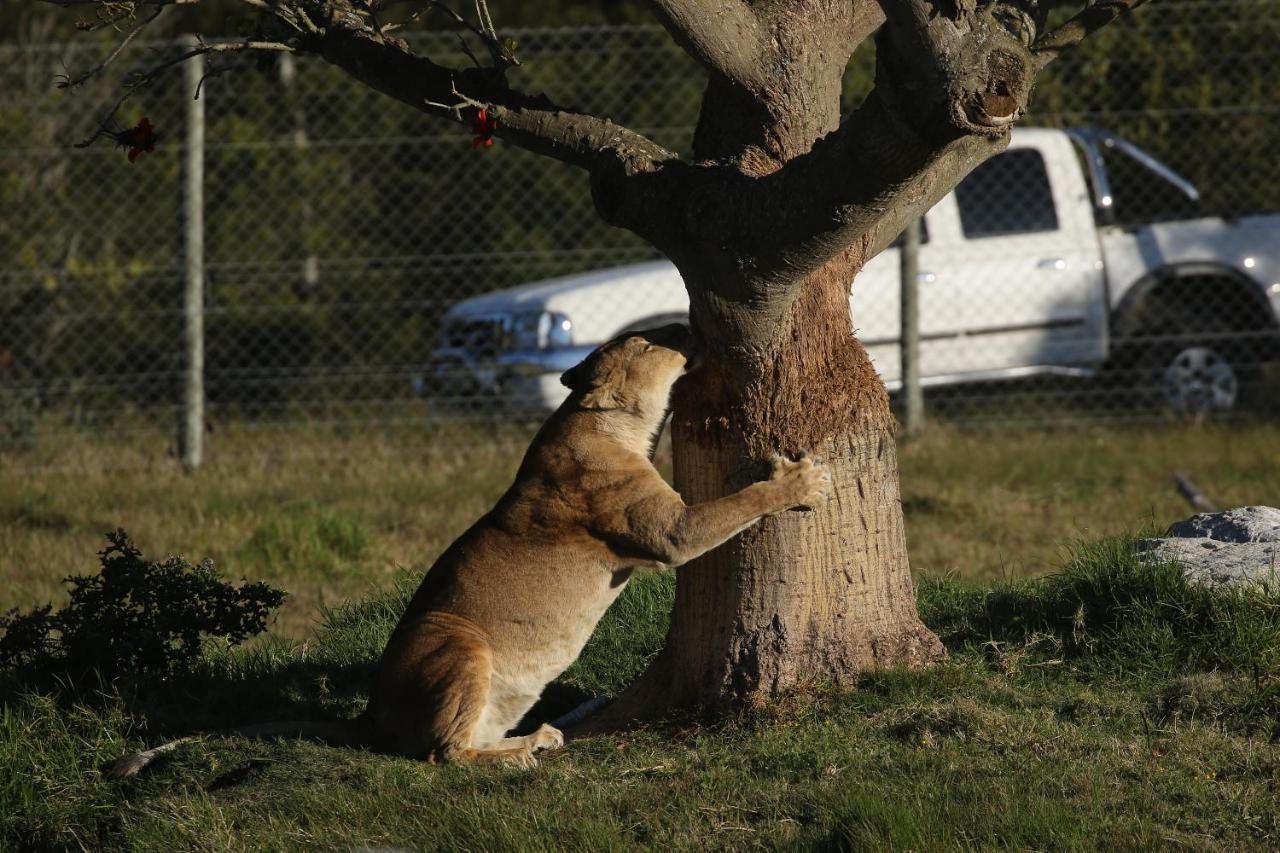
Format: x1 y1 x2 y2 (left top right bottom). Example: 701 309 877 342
4 420 1278 637
3 539 1280 850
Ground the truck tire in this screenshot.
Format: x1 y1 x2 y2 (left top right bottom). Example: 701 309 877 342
1127 308 1258 417
1149 341 1240 415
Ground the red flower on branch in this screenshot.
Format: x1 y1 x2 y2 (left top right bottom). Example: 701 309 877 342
471 108 497 149
116 117 158 162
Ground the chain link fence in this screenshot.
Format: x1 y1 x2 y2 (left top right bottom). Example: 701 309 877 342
2 3 1278 464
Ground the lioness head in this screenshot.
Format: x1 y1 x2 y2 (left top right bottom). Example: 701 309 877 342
559 323 696 418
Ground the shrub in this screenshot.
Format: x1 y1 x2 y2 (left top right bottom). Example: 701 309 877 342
0 529 286 685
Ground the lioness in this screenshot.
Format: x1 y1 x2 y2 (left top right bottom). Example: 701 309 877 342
108 324 829 774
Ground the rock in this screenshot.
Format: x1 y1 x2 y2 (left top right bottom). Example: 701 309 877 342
1138 506 1280 587
1138 537 1278 586
1165 506 1280 543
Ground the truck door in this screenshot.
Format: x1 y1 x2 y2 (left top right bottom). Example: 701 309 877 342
852 208 970 389
936 133 1107 376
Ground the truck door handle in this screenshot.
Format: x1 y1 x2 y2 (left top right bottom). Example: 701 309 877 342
1037 258 1068 271
917 272 937 283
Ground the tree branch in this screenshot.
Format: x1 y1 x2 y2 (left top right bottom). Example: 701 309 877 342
303 20 674 174
55 4 166 90
645 0 763 91
873 0 1036 138
1033 0 1149 69
74 38 296 149
654 0 1154 291
46 0 673 188
641 92 1005 292
372 0 518 67
38 0 197 5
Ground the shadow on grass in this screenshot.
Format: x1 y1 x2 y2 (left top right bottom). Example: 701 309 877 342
1 565 658 744
6 534 1279 749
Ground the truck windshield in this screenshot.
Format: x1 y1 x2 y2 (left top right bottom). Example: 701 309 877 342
1097 139 1202 227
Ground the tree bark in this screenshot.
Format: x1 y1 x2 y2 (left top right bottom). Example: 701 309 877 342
585 249 943 724
659 404 943 712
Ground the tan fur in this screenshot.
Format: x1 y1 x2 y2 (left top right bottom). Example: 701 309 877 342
364 324 829 765
104 324 829 776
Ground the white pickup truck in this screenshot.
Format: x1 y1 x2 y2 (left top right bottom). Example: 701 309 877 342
422 127 1280 415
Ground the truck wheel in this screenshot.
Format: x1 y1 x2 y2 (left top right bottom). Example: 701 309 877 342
1157 343 1239 415
1113 268 1276 417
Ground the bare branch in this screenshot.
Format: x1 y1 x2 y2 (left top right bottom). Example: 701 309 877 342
1033 0 1149 68
645 0 762 90
46 0 671 213
373 0 518 67
473 0 496 41
39 0 197 27
38 0 197 5
74 38 296 149
307 23 674 174
56 5 165 90
38 0 198 8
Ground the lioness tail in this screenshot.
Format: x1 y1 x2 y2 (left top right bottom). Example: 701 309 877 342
103 720 358 778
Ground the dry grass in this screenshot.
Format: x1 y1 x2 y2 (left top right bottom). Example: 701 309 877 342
3 418 1277 636
0 422 529 636
898 420 1279 580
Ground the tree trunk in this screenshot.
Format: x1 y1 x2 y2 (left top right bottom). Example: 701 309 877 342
44 0 1145 727
589 248 944 722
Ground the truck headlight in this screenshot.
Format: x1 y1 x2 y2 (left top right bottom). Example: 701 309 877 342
510 310 573 350
544 312 573 348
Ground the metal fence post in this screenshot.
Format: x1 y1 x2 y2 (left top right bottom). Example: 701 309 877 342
278 52 319 294
899 218 924 435
179 35 205 470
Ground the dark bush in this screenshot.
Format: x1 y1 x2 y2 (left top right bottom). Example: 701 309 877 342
0 529 286 685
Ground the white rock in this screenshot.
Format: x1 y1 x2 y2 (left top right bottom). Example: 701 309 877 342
1138 506 1280 587
1165 506 1280 543
1138 537 1279 587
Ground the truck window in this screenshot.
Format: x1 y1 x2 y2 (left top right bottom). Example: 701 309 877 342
1100 142 1201 227
954 149 1059 238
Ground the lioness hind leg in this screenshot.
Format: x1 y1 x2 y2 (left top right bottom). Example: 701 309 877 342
445 743 539 768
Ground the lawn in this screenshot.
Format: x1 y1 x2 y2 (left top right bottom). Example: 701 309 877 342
2 419 1279 849
3 420 1277 637
2 538 1279 849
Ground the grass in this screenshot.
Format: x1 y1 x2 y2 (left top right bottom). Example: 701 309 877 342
3 540 1280 850
3 419 1279 846
3 419 1277 637
0 423 531 637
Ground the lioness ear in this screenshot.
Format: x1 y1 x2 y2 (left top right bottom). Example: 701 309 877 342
562 348 625 409
560 361 588 390
565 358 626 410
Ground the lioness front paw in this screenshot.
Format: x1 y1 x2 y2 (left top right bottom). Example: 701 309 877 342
770 454 831 509
532 723 565 753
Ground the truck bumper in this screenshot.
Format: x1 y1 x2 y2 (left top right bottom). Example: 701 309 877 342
415 345 596 414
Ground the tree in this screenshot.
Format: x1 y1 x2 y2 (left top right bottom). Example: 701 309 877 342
43 0 1146 720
